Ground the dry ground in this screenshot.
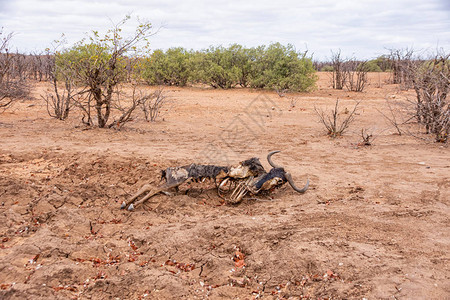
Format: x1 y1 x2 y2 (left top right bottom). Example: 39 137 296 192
0 73 449 299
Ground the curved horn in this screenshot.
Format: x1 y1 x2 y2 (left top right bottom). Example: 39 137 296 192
285 172 309 193
267 150 282 168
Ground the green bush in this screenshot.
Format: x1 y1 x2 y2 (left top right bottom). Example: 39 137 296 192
141 47 191 86
189 44 254 88
197 46 240 89
321 65 334 72
362 60 382 72
368 56 392 72
228 44 253 87
56 43 125 85
141 43 318 92
249 43 317 92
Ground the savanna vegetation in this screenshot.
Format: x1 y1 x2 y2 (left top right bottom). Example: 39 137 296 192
141 43 317 92
0 17 448 142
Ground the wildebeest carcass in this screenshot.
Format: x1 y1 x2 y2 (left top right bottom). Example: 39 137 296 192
121 151 308 210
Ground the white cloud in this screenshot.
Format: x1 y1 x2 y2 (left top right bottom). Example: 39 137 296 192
0 0 448 60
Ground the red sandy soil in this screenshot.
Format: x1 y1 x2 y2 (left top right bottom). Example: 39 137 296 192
0 73 449 299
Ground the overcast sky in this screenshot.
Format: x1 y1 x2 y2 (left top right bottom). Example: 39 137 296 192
1 0 449 60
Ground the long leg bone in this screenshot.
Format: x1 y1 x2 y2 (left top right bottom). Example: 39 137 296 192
122 166 190 210
127 180 184 210
121 184 153 209
122 164 228 210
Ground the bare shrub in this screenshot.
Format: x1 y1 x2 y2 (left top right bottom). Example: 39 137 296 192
386 48 414 86
360 128 373 146
29 52 53 81
42 77 78 120
314 99 360 138
377 50 449 143
42 53 81 120
11 53 27 80
346 60 369 92
330 50 347 90
0 80 29 111
406 53 449 142
108 84 150 129
71 84 148 129
376 97 413 136
328 51 369 92
140 87 167 122
0 29 30 111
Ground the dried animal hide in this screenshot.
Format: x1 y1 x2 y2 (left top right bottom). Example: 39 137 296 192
161 164 229 185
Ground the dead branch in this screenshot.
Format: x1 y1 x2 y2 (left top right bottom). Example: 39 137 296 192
140 87 167 122
345 60 369 92
360 129 373 146
329 50 347 90
406 52 449 142
109 84 147 129
42 72 80 120
0 29 29 111
376 97 412 135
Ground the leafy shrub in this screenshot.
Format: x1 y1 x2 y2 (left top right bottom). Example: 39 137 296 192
141 47 191 86
142 43 318 92
56 42 124 85
52 16 153 128
228 44 253 87
249 43 317 92
195 46 240 89
321 65 334 72
361 60 382 72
